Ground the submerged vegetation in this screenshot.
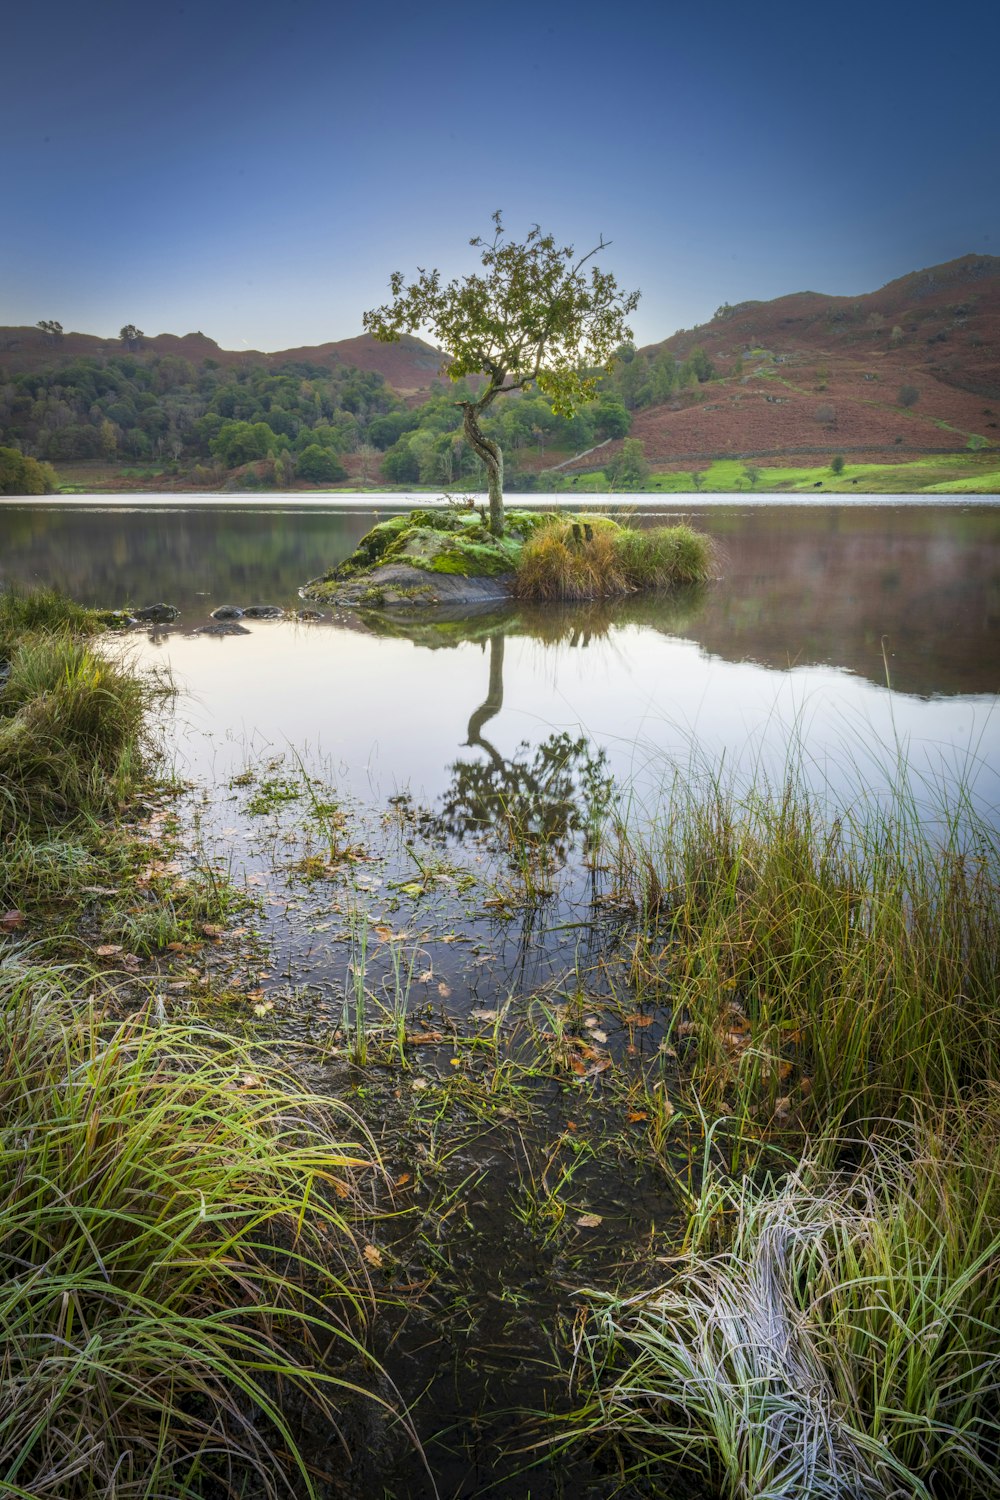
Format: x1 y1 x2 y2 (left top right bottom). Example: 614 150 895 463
3 583 998 1497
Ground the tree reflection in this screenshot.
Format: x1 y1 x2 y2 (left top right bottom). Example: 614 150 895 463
433 632 617 867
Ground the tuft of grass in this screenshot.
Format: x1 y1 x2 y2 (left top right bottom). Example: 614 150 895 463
0 584 106 659
0 633 149 833
614 768 1000 1139
514 519 712 601
0 963 398 1499
571 1122 1000 1499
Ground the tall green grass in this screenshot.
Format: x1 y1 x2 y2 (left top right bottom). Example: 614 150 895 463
614 770 999 1135
0 589 150 837
514 520 712 601
0 964 397 1499
563 759 1000 1496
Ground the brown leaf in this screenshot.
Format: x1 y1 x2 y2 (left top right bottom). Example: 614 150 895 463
623 1013 653 1027
1 910 26 930
363 1244 383 1269
576 1213 603 1228
626 1110 648 1123
95 944 123 957
201 923 224 939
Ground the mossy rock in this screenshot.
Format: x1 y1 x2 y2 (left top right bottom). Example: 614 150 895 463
302 508 555 607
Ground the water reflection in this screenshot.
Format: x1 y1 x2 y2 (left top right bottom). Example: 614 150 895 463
2 499 996 696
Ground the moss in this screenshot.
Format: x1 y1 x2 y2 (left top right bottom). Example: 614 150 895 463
358 586 386 607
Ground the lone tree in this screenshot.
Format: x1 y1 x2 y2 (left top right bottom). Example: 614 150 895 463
119 324 144 351
363 213 639 536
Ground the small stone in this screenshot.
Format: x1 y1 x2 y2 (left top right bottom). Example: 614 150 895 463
134 603 180 622
295 608 325 621
243 604 284 619
210 605 244 620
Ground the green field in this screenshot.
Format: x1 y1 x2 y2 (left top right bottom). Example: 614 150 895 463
553 453 1000 495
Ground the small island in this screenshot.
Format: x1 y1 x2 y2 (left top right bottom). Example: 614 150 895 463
301 506 713 609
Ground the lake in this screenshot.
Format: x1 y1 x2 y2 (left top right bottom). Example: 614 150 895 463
3 491 999 1496
3 493 998 823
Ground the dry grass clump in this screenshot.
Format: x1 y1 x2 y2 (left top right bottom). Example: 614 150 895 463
0 965 394 1499
573 1122 1000 1499
514 519 711 601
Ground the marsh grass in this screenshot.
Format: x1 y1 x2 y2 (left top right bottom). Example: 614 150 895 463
0 583 107 657
514 519 712 602
0 963 398 1499
0 631 149 834
570 1122 1000 1499
614 768 1000 1138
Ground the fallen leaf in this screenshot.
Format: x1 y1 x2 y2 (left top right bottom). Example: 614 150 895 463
576 1213 603 1228
95 944 123 957
252 1001 274 1017
774 1096 792 1120
166 941 187 952
623 1013 653 1027
1 910 26 930
362 1244 383 1269
201 924 224 939
411 1078 430 1091
394 1172 412 1189
405 1031 444 1045
590 1028 608 1044
470 1007 498 1022
626 1110 648 1123
417 969 435 984
81 886 118 896
240 1073 262 1088
437 982 451 998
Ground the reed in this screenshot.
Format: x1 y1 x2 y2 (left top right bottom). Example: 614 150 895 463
614 765 999 1137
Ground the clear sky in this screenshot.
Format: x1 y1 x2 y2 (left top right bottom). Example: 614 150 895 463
3 0 998 352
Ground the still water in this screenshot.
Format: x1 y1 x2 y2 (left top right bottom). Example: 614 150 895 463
2 493 998 827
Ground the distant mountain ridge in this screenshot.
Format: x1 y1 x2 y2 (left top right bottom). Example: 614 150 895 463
3 253 998 475
0 326 452 397
5 253 997 398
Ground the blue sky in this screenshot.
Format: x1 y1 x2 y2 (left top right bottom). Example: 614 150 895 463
3 0 998 351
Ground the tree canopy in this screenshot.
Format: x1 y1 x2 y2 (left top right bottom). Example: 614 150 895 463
363 213 639 534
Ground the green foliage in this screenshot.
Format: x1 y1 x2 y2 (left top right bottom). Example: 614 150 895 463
606 437 650 490
830 453 846 474
899 383 920 407
364 212 639 532
0 446 58 495
296 442 347 483
0 969 390 1499
363 212 639 417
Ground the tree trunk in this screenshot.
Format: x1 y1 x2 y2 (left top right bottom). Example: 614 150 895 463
462 402 504 537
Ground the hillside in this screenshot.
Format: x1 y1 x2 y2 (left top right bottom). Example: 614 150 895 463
0 325 450 396
1 253 998 491
602 254 1000 470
